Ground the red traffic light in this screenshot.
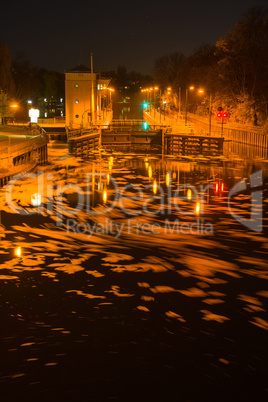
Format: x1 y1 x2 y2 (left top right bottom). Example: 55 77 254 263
223 112 228 118
217 112 222 118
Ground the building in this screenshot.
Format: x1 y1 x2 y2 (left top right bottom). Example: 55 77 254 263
65 64 111 129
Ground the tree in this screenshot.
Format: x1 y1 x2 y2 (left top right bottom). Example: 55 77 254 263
215 6 268 123
153 52 186 90
116 65 127 88
0 91 15 124
11 52 44 103
43 71 64 100
0 42 14 95
184 44 220 93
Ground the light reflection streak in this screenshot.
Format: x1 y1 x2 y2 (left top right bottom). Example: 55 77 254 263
187 189 192 200
166 173 170 186
148 166 152 179
14 246 22 257
103 190 107 203
153 180 157 194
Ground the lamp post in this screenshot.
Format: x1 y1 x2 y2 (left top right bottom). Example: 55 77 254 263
196 89 212 135
185 86 204 126
81 109 90 128
185 88 188 125
209 94 212 136
153 87 158 118
10 103 18 123
163 101 167 121
185 86 195 125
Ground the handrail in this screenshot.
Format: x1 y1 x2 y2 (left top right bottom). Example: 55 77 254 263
9 134 48 153
109 119 145 125
67 128 100 138
0 134 48 157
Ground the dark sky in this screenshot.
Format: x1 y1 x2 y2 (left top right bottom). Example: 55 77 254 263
1 0 266 75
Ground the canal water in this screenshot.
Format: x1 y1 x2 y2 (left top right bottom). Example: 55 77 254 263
0 113 267 400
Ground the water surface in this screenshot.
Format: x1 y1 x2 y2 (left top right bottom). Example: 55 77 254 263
0 142 267 401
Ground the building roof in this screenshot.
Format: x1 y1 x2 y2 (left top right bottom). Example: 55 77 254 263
66 64 92 73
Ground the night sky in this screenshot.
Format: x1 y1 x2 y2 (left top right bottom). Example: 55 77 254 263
1 0 266 75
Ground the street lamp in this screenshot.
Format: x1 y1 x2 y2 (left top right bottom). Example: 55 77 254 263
197 90 212 135
185 86 195 125
209 94 212 135
153 87 159 118
81 109 90 128
163 101 167 120
178 86 194 121
185 87 204 125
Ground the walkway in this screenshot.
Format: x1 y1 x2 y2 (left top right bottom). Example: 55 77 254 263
144 109 203 135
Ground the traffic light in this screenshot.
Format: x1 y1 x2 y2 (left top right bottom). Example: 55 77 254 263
217 107 223 118
143 102 149 109
216 107 228 119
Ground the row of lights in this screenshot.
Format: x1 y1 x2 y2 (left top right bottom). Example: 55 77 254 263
141 87 159 92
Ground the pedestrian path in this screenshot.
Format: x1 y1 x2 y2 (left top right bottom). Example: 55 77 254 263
144 109 201 135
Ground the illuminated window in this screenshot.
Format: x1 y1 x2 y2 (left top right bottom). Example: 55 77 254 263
97 84 103 90
75 99 79 103
75 84 79 88
60 98 63 102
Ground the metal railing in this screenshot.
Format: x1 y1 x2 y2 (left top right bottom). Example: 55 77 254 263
109 119 145 126
67 128 100 139
0 134 48 157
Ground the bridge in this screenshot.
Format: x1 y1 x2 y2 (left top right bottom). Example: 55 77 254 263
67 118 224 157
67 119 165 157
